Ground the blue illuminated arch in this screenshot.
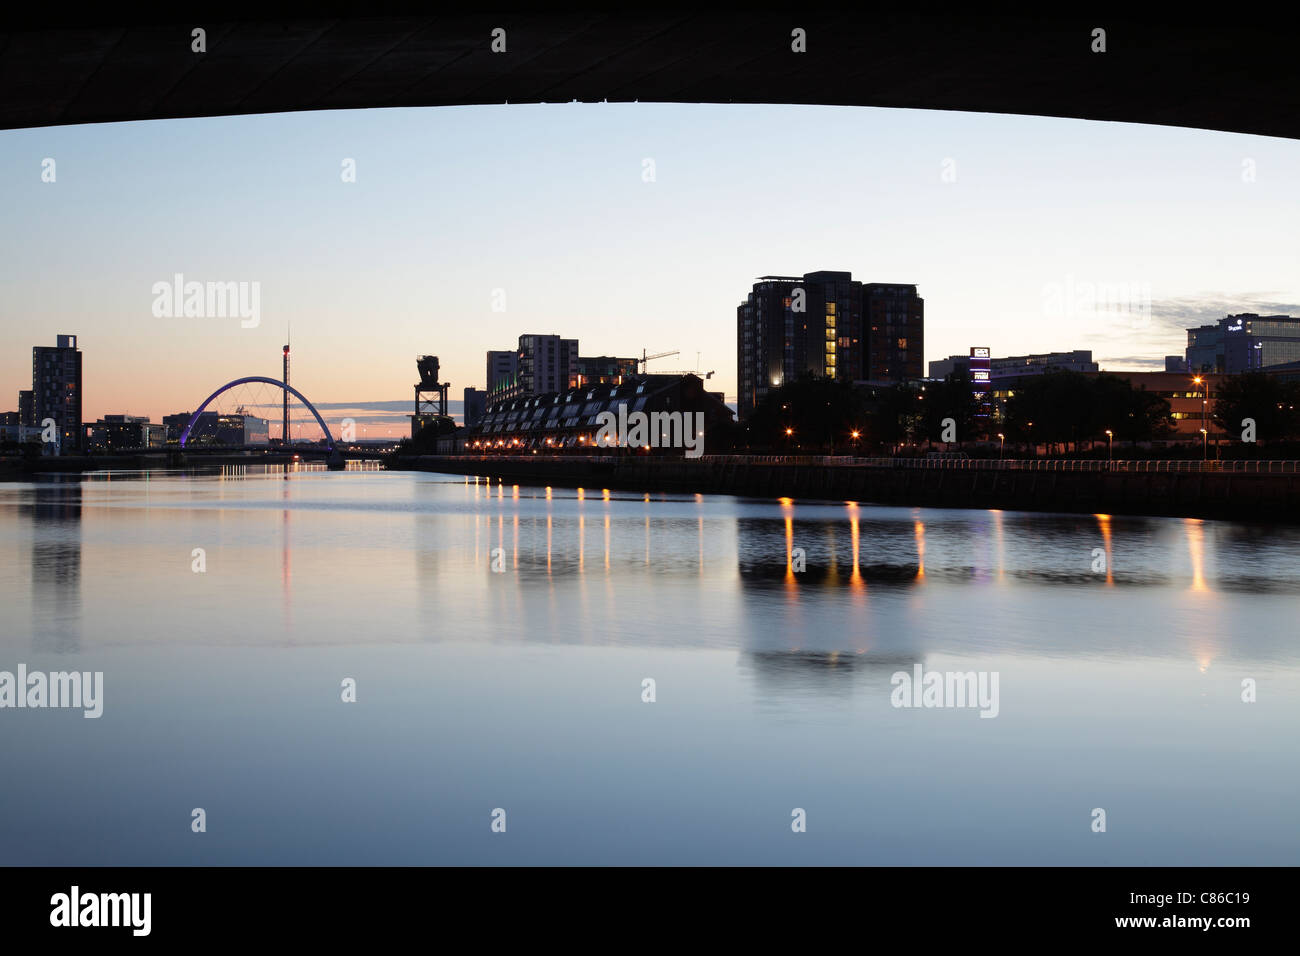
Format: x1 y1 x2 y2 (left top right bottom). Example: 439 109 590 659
179 376 335 450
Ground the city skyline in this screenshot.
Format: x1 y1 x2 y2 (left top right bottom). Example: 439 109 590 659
4 102 1300 434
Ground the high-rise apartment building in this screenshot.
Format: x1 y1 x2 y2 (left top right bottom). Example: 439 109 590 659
862 283 924 383
32 334 82 453
736 271 922 419
517 334 578 396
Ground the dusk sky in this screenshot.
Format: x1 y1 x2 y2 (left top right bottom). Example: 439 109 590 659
3 102 1299 436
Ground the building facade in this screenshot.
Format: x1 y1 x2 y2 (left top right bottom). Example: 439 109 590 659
736 272 921 420
462 387 487 428
1186 314 1300 375
32 334 83 453
486 350 519 401
85 415 167 451
990 349 1098 379
574 355 639 387
862 283 924 383
466 374 733 454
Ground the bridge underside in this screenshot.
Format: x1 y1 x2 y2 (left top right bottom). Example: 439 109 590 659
2 13 1298 140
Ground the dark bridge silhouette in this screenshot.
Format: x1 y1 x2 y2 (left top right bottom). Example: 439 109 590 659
180 375 335 451
2 13 1299 140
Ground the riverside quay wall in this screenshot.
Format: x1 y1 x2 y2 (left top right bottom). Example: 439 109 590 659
397 455 1300 522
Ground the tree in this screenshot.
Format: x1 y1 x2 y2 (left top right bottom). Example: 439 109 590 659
1213 373 1300 441
745 374 872 452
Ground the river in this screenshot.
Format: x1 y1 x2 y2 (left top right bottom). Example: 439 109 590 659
1 465 1296 864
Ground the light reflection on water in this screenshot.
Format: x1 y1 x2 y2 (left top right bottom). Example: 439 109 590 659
0 466 1296 865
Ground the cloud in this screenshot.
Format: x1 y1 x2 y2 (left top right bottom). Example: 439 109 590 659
1148 293 1300 332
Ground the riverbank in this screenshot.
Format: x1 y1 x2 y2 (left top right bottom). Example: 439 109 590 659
393 454 1300 522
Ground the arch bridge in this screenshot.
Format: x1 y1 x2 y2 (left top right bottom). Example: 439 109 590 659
179 376 337 455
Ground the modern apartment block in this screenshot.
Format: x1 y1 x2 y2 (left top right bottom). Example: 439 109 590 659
862 283 924 383
736 271 922 419
517 334 579 398
32 334 82 453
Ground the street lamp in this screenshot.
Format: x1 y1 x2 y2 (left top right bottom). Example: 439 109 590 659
1192 375 1208 458
997 432 1005 459
1105 429 1113 465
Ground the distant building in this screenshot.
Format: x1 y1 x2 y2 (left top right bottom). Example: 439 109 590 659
85 415 166 451
929 349 1097 380
1186 314 1300 374
517 334 579 397
0 422 41 444
32 334 82 453
462 387 487 428
1165 355 1189 373
574 355 639 387
1086 371 1221 438
736 271 922 420
174 412 269 446
863 283 924 384
990 349 1098 379
162 412 192 443
17 390 33 426
486 350 519 401
927 355 970 379
466 373 733 454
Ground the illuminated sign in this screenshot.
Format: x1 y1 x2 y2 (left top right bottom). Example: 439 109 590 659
1227 322 1243 332
972 370 990 382
970 347 990 358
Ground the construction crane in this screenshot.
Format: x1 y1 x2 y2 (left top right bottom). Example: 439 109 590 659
639 345 681 371
652 352 714 379
654 369 716 379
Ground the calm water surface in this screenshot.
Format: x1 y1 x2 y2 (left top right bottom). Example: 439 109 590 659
1 465 1297 864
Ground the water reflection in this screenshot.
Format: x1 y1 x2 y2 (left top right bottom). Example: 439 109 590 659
24 481 83 653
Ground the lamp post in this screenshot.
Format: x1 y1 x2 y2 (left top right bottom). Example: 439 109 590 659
1192 376 1207 460
997 432 1005 460
1105 429 1113 467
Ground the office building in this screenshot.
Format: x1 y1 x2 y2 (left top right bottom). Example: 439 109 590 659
1165 355 1189 373
990 349 1098 379
32 334 82 453
171 412 269 446
1186 314 1300 374
85 415 166 451
930 349 1098 380
17 390 33 426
